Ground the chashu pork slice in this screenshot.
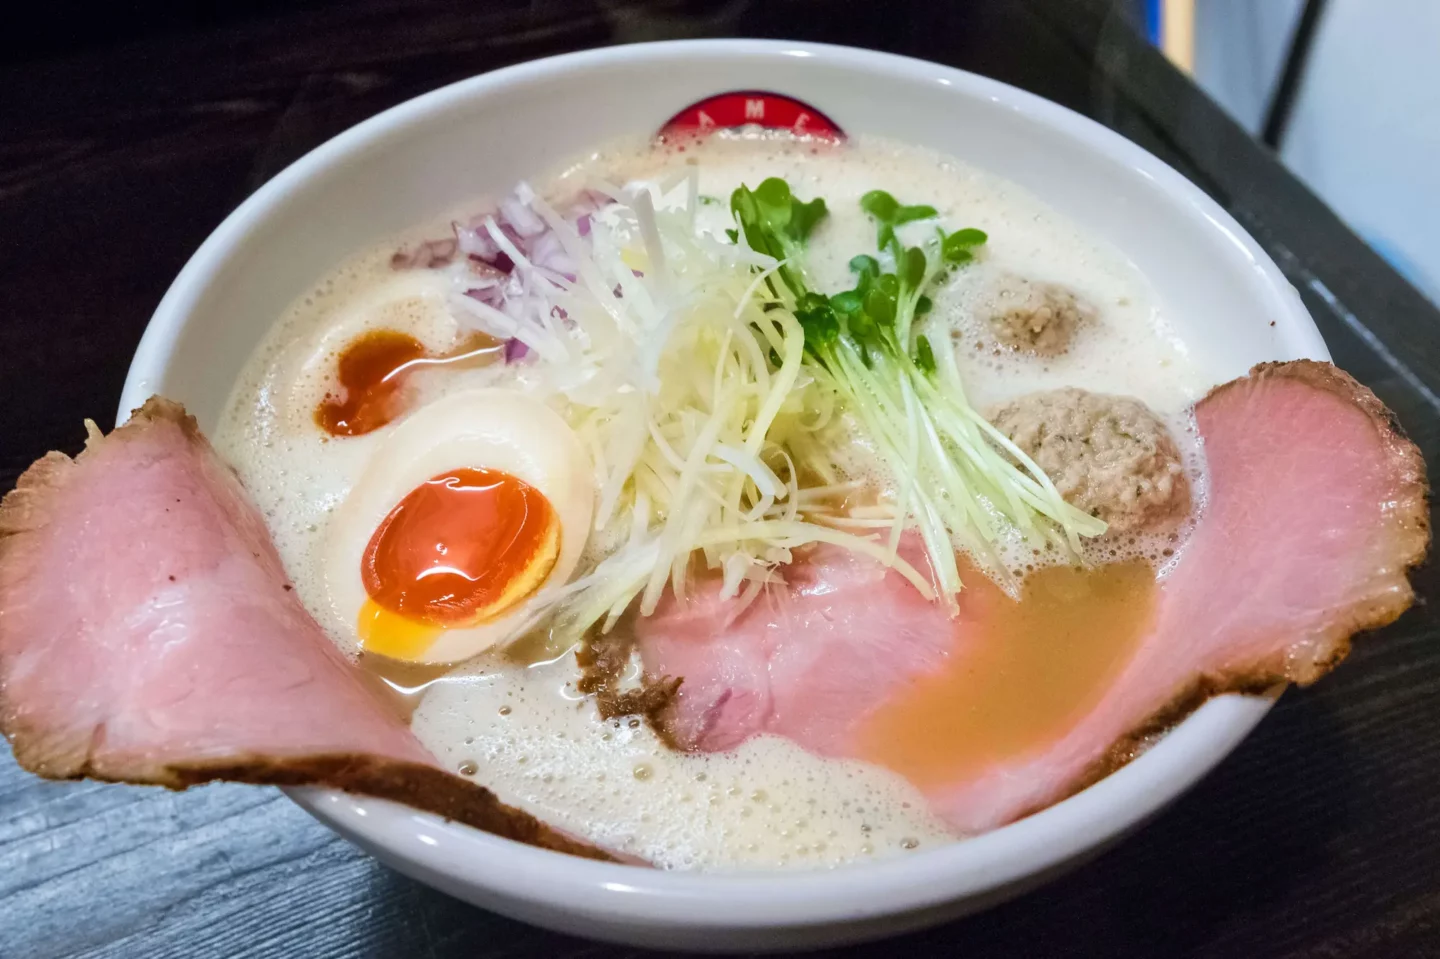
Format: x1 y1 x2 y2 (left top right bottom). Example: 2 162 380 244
0 398 612 861
638 540 954 755
637 361 1429 833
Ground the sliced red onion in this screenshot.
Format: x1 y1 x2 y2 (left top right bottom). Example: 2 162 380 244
464 285 506 309
455 218 523 268
528 231 574 275
499 195 547 238
450 188 621 361
454 220 492 257
466 259 510 284
482 251 516 275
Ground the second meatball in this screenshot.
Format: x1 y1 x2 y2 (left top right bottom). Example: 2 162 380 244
984 276 1090 356
988 387 1190 535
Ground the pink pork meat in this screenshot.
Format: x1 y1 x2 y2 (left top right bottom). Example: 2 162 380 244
0 398 611 860
637 361 1429 833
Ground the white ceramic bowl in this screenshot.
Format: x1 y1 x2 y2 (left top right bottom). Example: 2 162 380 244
120 40 1327 952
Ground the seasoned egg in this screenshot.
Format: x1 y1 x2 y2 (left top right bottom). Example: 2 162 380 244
323 389 593 663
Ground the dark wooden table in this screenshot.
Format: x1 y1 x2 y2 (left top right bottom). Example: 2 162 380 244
3 1 1438 956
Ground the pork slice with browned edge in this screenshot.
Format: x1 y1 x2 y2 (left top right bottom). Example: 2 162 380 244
638 361 1429 834
0 398 614 861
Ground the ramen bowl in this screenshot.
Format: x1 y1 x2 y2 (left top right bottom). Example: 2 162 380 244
120 40 1324 951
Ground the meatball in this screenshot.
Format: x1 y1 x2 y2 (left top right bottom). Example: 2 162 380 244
985 276 1090 356
988 388 1190 534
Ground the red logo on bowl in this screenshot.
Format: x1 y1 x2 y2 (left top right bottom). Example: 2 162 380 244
659 91 843 140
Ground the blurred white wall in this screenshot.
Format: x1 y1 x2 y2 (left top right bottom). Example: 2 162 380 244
1194 0 1440 303
1192 0 1303 131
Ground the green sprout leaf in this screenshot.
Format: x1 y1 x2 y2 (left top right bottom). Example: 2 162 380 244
915 334 937 374
730 179 830 302
831 289 864 316
860 190 900 223
895 204 939 225
942 227 988 264
862 190 942 249
790 197 828 241
849 254 880 282
901 246 927 289
793 291 839 348
864 287 897 328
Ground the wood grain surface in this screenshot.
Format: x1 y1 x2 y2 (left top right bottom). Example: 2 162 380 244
2 1 1437 956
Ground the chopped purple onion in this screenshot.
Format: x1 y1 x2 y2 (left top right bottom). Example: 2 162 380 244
528 231 573 274
466 260 509 285
450 189 618 352
464 285 506 309
499 196 546 237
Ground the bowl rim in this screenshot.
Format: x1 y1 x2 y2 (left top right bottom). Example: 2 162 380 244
120 38 1321 928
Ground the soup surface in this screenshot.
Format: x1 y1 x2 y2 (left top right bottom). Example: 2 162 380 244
215 132 1223 869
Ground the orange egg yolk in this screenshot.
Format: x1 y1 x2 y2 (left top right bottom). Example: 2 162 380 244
358 467 559 660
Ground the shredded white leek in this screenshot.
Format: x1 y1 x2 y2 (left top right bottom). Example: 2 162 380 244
451 174 1101 651
451 178 913 650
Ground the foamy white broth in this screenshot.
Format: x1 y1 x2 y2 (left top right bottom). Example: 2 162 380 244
214 133 1222 871
566 132 1213 412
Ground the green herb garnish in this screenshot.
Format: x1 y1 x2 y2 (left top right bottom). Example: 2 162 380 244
730 178 828 300
861 189 939 249
727 180 1104 604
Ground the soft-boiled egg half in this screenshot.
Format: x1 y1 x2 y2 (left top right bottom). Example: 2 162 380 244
324 389 593 663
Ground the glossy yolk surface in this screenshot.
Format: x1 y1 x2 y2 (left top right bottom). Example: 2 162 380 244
316 330 501 437
855 561 1157 789
358 467 560 660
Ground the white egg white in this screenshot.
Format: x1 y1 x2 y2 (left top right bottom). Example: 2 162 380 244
322 388 594 663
